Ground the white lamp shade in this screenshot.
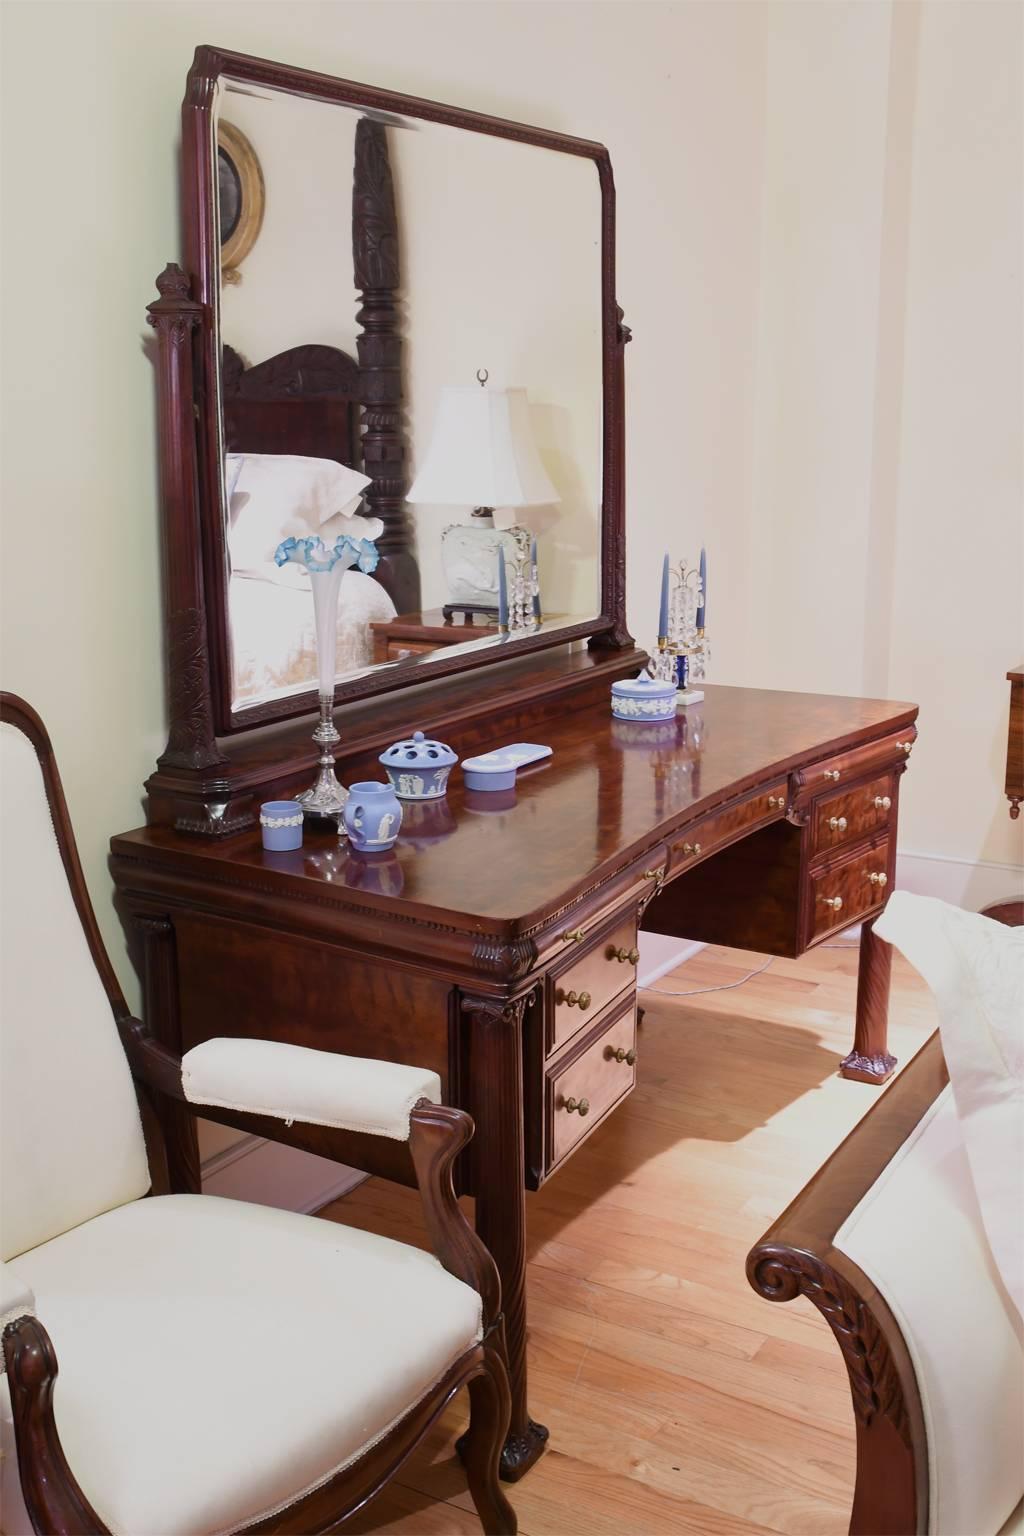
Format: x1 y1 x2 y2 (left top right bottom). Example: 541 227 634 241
407 386 560 509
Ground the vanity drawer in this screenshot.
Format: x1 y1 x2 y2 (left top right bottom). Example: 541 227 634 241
669 780 789 873
806 837 891 942
812 772 895 855
547 911 638 1054
798 727 916 797
546 1002 637 1173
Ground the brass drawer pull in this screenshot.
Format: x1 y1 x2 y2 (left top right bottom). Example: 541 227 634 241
768 795 786 809
896 740 913 755
563 1096 590 1116
563 927 586 944
820 895 843 912
607 1046 637 1065
643 868 664 881
612 945 640 965
682 841 703 856
557 988 592 1011
823 769 841 782
874 795 892 811
869 871 888 887
828 816 848 832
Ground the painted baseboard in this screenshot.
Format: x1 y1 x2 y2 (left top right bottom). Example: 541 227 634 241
638 931 705 988
201 1133 364 1214
896 849 1023 910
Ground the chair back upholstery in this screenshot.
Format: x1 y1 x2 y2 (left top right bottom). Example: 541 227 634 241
0 696 150 1259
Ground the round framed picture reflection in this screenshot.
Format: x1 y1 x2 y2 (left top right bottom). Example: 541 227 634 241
217 121 264 284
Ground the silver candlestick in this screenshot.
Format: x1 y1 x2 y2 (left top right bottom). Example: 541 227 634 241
296 695 348 820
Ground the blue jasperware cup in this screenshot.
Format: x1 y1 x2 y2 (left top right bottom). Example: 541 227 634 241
260 801 304 851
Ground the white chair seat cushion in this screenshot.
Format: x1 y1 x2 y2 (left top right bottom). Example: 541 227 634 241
181 1037 441 1140
836 1084 1024 1536
6 1194 482 1536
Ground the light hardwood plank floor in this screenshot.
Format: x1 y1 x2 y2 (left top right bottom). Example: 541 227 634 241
321 941 936 1536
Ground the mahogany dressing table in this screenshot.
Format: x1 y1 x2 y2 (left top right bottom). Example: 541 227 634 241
114 48 918 1481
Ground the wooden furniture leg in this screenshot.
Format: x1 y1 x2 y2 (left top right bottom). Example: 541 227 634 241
461 994 548 1482
841 916 897 1084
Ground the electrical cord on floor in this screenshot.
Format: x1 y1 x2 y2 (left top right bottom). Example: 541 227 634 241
640 937 861 999
640 953 776 998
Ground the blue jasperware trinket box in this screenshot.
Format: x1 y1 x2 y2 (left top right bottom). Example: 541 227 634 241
379 730 459 800
610 672 677 722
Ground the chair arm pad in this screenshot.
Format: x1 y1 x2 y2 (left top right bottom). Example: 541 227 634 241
181 1037 442 1141
1 1261 36 1368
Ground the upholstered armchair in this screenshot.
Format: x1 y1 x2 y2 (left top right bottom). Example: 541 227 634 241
0 693 516 1536
747 893 1023 1536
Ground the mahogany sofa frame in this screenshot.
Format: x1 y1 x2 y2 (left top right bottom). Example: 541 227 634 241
747 1032 951 1536
0 691 516 1536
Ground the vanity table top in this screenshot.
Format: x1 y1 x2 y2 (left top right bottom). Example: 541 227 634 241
113 685 917 939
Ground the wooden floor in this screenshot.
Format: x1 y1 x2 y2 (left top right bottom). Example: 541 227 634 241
320 941 937 1536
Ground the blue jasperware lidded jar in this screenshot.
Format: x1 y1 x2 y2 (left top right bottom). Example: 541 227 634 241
610 672 678 722
378 730 459 800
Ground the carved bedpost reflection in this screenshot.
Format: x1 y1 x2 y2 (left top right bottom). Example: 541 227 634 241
353 118 419 614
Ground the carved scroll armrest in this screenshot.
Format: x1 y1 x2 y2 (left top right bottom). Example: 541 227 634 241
408 1100 502 1330
2 1311 110 1536
746 1033 947 1536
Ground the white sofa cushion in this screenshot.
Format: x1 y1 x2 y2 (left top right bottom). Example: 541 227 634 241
836 1084 1024 1536
875 892 1024 1316
181 1037 442 1139
0 724 150 1260
5 1194 482 1536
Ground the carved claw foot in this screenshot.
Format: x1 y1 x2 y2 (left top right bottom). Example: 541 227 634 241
457 1418 549 1484
840 1049 897 1085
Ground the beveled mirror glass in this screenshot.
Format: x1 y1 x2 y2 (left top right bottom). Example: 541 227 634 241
183 50 623 732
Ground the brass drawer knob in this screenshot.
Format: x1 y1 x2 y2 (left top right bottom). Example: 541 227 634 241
612 946 640 965
559 989 592 1010
823 769 841 782
821 895 843 912
563 927 586 944
874 795 892 811
828 815 848 832
869 871 888 887
683 841 703 856
896 740 913 755
607 1046 637 1065
768 795 785 809
564 1096 590 1116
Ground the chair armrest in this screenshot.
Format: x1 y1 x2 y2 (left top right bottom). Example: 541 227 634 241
746 1032 948 1536
181 1036 441 1141
2 1284 110 1535
120 1023 503 1325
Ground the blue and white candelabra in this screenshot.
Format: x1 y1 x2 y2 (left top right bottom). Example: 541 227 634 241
649 549 710 706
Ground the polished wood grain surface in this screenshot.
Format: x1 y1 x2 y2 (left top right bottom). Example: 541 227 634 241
116 684 916 933
319 941 938 1536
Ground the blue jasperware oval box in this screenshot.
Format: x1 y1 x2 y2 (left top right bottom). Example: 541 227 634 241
379 730 459 800
610 672 677 722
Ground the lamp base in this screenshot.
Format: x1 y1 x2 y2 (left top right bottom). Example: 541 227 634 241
676 688 705 707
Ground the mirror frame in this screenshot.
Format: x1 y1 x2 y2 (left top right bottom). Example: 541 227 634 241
181 45 632 736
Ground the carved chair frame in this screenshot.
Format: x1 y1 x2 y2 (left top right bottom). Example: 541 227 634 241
170 43 631 745
0 690 516 1536
747 1031 950 1535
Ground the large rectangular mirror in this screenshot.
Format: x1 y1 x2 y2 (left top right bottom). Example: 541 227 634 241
182 49 627 733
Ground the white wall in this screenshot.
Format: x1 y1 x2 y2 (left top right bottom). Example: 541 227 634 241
1 0 1019 1039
